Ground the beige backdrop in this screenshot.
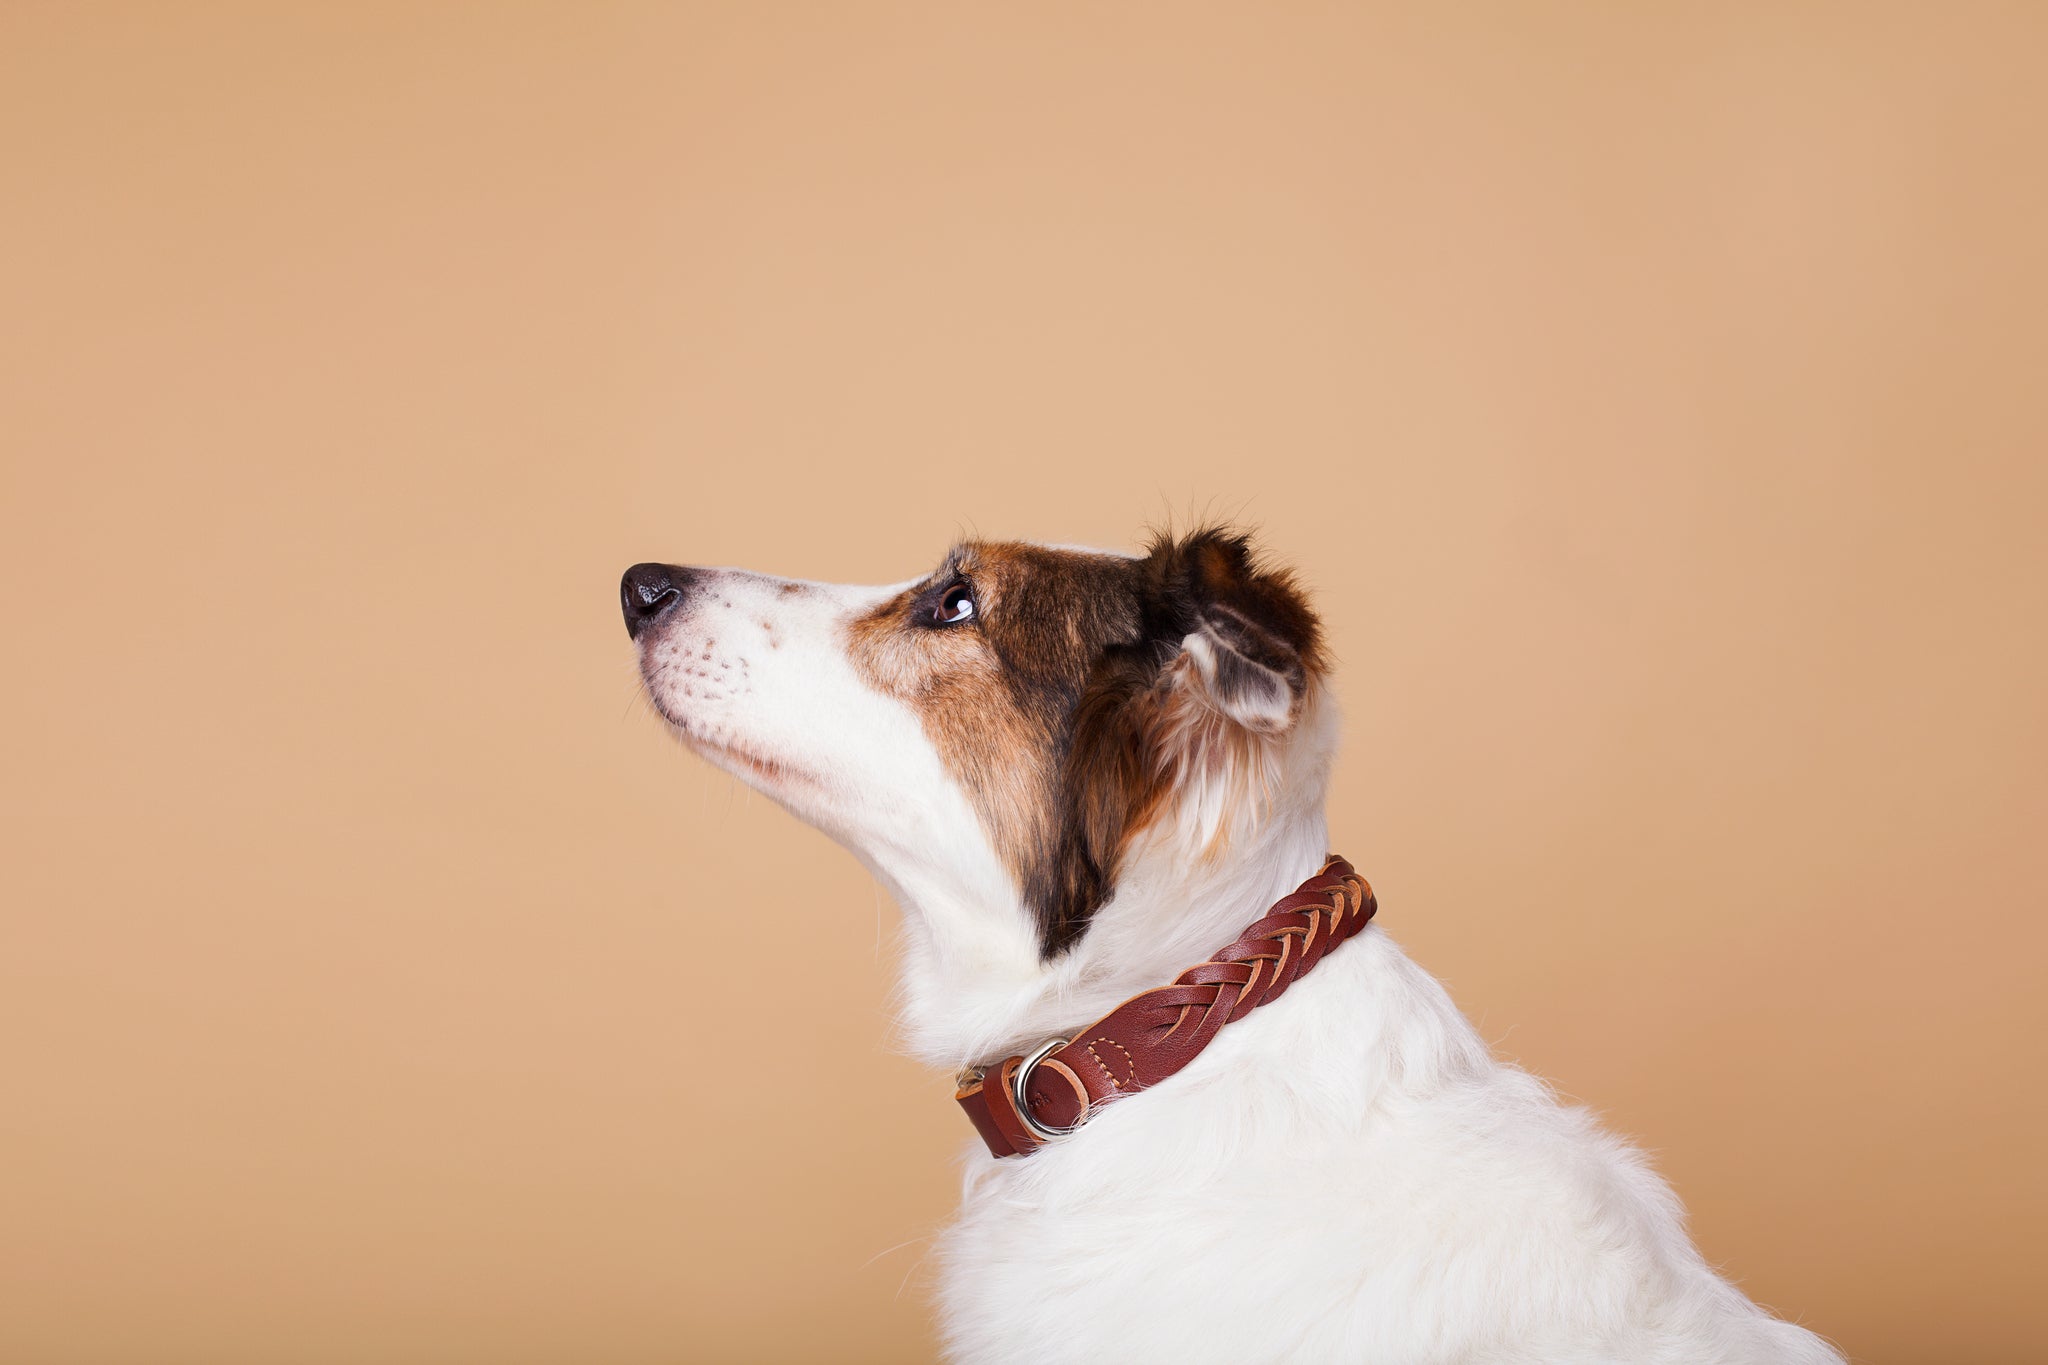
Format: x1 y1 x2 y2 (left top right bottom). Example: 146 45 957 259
3 5 2044 1363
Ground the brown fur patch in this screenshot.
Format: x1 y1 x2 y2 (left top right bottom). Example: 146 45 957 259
846 530 1322 956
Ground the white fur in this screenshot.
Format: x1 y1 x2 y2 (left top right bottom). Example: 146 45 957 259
634 552 1843 1365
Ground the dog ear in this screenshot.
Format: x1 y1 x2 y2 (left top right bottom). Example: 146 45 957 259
1039 528 1325 955
1145 527 1323 735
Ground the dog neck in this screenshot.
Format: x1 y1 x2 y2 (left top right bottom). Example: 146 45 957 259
868 700 1341 1074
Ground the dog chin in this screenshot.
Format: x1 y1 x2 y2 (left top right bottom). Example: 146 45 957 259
659 711 823 801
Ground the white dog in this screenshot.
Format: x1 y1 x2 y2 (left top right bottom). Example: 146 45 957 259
621 527 1842 1365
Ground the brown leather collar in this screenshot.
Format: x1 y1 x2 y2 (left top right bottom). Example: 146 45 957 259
955 855 1376 1158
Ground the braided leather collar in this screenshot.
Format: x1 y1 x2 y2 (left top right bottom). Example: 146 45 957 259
955 855 1376 1158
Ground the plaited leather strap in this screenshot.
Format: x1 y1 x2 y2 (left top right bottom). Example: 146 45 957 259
955 855 1375 1158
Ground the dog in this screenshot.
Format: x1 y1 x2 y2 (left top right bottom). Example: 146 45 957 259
621 526 1842 1365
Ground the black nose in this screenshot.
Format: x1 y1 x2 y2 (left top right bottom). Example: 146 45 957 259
620 562 692 639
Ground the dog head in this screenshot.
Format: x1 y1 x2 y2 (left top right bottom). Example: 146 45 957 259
622 528 1331 960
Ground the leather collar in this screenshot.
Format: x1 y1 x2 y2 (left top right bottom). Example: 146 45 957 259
955 855 1375 1158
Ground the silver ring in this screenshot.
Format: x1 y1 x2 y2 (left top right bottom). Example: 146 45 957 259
1012 1037 1084 1143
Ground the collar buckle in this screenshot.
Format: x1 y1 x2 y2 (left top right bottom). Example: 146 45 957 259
1012 1037 1083 1143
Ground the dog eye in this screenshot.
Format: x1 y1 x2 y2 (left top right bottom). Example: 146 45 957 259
934 582 976 625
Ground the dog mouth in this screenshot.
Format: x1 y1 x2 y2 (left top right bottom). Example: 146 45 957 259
650 701 821 793
693 734 815 789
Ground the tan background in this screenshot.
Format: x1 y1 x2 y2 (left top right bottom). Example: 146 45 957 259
3 4 2044 1362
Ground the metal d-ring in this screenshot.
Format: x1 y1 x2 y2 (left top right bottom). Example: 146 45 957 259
1012 1037 1085 1143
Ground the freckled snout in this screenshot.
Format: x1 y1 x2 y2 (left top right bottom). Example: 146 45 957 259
620 562 696 639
